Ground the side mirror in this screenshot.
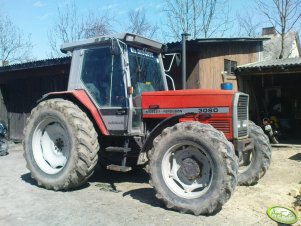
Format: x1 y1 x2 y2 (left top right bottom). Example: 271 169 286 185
163 53 181 72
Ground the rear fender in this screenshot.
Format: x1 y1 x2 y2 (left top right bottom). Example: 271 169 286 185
39 90 109 136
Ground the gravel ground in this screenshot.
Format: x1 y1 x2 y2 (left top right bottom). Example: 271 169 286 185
0 143 300 226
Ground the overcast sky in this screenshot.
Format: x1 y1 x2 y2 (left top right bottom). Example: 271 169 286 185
0 0 256 60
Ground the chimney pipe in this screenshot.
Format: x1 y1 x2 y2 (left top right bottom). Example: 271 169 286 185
262 27 276 36
181 33 190 90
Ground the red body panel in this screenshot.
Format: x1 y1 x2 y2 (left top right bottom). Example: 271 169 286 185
44 90 109 136
141 89 235 139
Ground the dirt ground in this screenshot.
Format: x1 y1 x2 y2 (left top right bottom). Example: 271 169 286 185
0 143 300 226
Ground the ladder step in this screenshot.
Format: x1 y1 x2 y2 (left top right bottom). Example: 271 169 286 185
105 146 131 153
106 164 132 172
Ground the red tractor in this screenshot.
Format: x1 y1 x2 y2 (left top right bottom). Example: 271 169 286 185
23 33 271 215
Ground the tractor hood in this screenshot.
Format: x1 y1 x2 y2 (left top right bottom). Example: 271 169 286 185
141 89 235 119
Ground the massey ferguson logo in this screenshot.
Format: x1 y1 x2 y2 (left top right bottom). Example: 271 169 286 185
143 107 229 115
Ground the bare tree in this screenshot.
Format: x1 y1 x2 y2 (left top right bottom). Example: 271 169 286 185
82 12 113 38
236 11 262 37
48 1 114 57
162 0 232 40
0 14 32 64
257 0 301 58
127 9 158 38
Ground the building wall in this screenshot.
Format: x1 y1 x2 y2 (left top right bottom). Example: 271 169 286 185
186 53 200 89
197 42 259 90
0 65 69 141
0 87 8 126
4 75 68 140
262 32 301 60
165 41 261 91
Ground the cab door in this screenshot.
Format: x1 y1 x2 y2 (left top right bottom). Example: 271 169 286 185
80 46 129 135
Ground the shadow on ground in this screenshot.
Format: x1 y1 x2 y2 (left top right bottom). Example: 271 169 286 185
89 164 149 184
123 188 164 208
21 173 90 191
90 165 165 209
21 173 38 187
21 164 149 193
289 153 301 162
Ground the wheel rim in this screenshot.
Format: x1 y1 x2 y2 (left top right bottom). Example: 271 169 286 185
32 117 70 174
161 141 213 199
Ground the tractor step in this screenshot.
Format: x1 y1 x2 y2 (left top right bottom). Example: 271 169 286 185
106 164 132 172
105 146 131 153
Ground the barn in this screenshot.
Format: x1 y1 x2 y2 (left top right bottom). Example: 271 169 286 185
0 57 71 140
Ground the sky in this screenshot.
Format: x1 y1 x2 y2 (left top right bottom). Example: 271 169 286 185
0 0 255 60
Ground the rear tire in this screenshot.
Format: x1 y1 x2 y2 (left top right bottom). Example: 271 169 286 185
238 121 272 186
148 122 238 215
23 99 99 190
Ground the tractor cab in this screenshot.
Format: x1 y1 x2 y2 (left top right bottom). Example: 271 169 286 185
61 33 168 136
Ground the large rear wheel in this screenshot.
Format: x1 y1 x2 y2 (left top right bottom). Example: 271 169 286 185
23 99 99 190
148 122 238 215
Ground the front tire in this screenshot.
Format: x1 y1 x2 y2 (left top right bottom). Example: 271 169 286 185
148 122 238 215
23 99 99 190
238 121 272 186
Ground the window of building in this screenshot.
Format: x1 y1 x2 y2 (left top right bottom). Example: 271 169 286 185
224 59 237 74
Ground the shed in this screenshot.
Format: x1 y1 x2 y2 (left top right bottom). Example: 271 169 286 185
0 57 71 141
165 38 267 91
236 58 301 143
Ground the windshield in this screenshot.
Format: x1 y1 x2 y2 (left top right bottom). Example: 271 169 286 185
128 47 165 96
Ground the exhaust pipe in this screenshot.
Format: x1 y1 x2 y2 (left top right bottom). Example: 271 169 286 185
181 33 190 90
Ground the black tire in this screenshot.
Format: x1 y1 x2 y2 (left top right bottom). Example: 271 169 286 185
0 139 8 156
23 99 99 190
238 121 272 186
148 122 238 215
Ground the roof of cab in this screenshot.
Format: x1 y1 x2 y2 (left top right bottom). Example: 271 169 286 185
60 33 163 54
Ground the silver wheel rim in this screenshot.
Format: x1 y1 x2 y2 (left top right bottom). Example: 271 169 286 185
161 141 213 199
32 117 70 174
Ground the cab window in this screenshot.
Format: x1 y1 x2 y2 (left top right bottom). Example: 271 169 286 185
81 47 126 107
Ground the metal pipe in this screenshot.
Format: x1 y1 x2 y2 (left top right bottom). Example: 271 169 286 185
181 33 190 90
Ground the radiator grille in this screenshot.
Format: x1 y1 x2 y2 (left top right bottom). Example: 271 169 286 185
237 94 248 137
208 120 230 134
237 95 248 120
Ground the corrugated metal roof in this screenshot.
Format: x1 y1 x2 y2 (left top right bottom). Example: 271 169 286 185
167 37 268 45
237 57 301 70
0 56 71 74
165 37 268 53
